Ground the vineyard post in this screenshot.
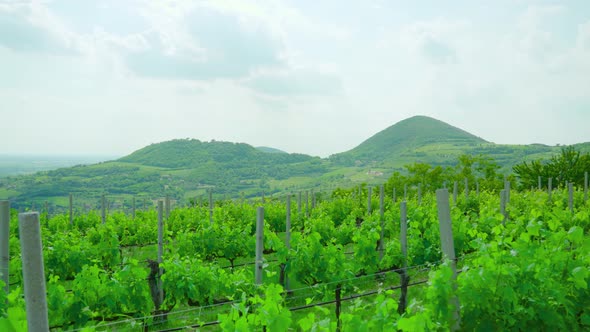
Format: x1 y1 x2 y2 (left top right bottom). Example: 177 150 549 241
157 200 164 306
209 190 213 225
398 201 409 315
548 178 553 201
255 207 264 285
101 194 106 224
568 182 574 214
367 186 372 215
379 185 384 260
393 187 397 203
538 176 542 190
417 183 422 205
69 193 73 226
584 171 588 202
504 180 511 204
464 178 469 200
312 190 316 210
262 191 265 204
435 189 461 331
500 190 507 225
132 197 136 220
404 184 407 200
0 201 9 295
44 201 49 221
19 212 49 332
476 182 479 197
285 195 291 291
298 192 302 214
453 181 458 205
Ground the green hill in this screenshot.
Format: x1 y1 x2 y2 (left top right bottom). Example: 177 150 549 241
1 117 589 210
331 115 487 165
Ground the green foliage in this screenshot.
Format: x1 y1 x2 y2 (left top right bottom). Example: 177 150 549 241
514 146 590 189
218 284 292 331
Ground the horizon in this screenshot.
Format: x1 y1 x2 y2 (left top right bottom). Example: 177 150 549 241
1 1 590 157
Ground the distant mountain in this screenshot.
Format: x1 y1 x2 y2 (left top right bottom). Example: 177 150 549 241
2 117 589 209
256 146 287 154
331 115 487 166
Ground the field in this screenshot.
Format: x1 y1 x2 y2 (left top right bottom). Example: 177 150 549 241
1 184 589 331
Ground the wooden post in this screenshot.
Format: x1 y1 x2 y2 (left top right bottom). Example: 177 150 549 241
0 201 9 295
255 207 264 285
69 193 73 226
209 190 213 225
500 190 507 225
379 185 384 260
568 182 574 214
367 186 372 215
538 176 542 190
398 201 409 315
19 212 49 332
435 189 460 330
101 194 106 224
453 181 458 204
548 177 553 201
157 200 164 306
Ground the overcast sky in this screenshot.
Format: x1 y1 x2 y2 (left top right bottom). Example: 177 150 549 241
1 0 589 158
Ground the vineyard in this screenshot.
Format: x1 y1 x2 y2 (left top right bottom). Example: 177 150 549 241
0 183 589 331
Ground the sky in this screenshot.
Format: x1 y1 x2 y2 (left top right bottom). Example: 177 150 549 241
1 0 589 158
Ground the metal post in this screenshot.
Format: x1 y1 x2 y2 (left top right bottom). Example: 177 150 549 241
538 176 542 190
453 181 458 204
157 200 164 306
19 212 49 332
298 192 302 214
393 187 397 203
398 201 409 314
548 178 553 201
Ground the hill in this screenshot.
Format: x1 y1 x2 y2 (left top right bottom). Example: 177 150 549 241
2 116 589 210
331 115 487 166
